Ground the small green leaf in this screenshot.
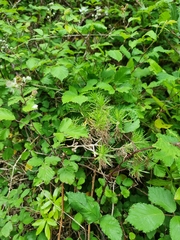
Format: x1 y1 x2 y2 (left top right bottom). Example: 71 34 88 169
67 192 101 224
26 58 40 70
45 156 61 165
51 66 68 81
8 96 23 106
148 187 176 213
38 163 55 184
33 122 43 134
62 90 88 105
58 167 75 185
170 216 180 240
96 82 115 94
127 203 165 233
58 118 88 139
174 187 180 201
107 50 122 62
72 213 84 231
1 221 13 237
27 157 43 167
0 108 15 120
45 223 51 240
100 215 122 240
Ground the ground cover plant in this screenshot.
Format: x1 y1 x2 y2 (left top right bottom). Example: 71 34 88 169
0 0 180 239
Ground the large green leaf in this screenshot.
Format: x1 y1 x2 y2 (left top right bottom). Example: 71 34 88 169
51 65 69 81
0 108 15 120
67 192 100 224
100 215 122 240
148 187 176 213
170 216 180 240
126 203 165 233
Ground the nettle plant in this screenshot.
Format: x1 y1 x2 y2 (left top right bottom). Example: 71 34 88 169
0 0 180 239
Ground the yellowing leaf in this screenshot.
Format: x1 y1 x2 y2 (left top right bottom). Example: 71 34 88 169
25 163 33 171
154 119 172 129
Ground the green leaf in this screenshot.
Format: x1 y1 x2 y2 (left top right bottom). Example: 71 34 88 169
58 118 88 139
107 50 122 62
62 90 88 105
148 187 176 213
51 66 68 81
72 213 84 231
153 134 180 166
154 119 172 129
120 45 131 59
0 108 15 120
67 192 101 224
0 128 9 140
170 216 180 240
33 122 43 135
45 223 51 240
22 98 38 112
96 82 115 94
123 119 140 133
100 215 122 240
45 156 61 166
37 163 55 184
8 96 23 106
27 157 43 167
127 203 165 233
144 30 157 40
174 187 180 201
1 221 13 237
26 58 40 70
148 59 162 74
57 166 75 185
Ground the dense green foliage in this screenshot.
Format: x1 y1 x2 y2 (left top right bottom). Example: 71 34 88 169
0 0 180 239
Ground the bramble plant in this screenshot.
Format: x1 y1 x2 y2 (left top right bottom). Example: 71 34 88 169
0 0 180 239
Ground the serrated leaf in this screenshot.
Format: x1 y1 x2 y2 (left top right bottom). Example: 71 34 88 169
96 82 115 94
170 216 180 240
8 96 23 106
45 156 61 166
57 167 75 184
153 134 180 166
26 58 40 70
33 122 43 135
148 187 176 213
51 66 68 81
127 203 165 233
0 108 15 120
27 157 43 167
58 118 88 139
37 163 55 184
67 192 100 224
62 90 88 105
107 50 122 62
100 215 122 240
